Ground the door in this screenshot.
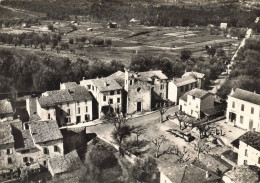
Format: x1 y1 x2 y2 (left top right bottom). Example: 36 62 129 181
249 119 253 130
137 102 142 112
229 112 236 123
76 116 81 123
180 105 182 111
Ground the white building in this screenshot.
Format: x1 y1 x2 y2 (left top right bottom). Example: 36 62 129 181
80 77 123 119
179 88 214 118
226 88 260 132
182 71 205 89
28 85 93 126
168 76 197 104
233 131 260 168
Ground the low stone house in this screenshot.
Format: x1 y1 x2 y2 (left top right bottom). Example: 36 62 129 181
182 71 205 89
179 88 214 118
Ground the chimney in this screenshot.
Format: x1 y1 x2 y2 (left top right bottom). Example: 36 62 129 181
205 171 210 179
230 88 235 95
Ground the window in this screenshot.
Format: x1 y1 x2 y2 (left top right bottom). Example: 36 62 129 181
43 147 49 155
67 109 70 115
43 160 47 166
160 84 164 90
117 98 120 103
130 80 133 85
240 116 244 124
65 117 71 123
87 85 91 90
109 99 113 104
103 96 106 101
193 96 195 100
54 146 59 152
67 103 69 107
241 104 244 111
24 123 29 130
8 158 12 164
86 106 88 113
6 149 12 155
244 160 248 165
251 107 254 114
137 87 141 92
48 113 50 119
117 90 120 94
23 157 28 162
85 114 89 121
110 91 115 95
245 149 248 157
92 86 94 90
191 110 193 115
77 107 80 114
258 157 260 164
232 101 235 108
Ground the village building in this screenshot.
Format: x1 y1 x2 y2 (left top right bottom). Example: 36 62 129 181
220 23 228 30
27 85 92 126
231 131 260 168
80 77 123 119
0 120 64 181
179 88 214 118
182 71 205 89
48 150 82 177
0 98 14 121
226 88 260 132
160 164 220 183
168 76 197 104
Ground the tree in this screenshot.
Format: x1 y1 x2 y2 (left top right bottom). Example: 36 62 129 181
39 42 46 51
69 38 74 44
131 125 146 146
131 157 159 183
181 49 192 61
206 46 216 58
48 24 54 31
158 103 168 123
192 138 211 159
152 135 167 158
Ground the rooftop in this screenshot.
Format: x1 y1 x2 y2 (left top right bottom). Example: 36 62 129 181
161 164 220 183
187 88 212 99
139 70 168 80
0 99 14 115
48 150 82 176
173 76 197 87
29 120 63 144
229 88 260 106
107 71 125 87
38 86 92 108
60 82 78 89
83 77 123 92
224 165 258 183
182 71 205 79
233 131 260 151
14 129 35 151
0 122 14 145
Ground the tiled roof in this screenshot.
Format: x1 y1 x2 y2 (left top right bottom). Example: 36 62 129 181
187 88 212 99
107 71 125 87
38 86 92 108
224 166 258 183
234 131 260 151
29 120 63 144
229 88 260 106
48 150 82 175
201 105 226 116
0 122 14 145
182 72 205 79
173 76 197 87
61 82 78 89
14 130 35 151
83 77 123 92
139 70 168 80
0 99 13 115
161 164 220 183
